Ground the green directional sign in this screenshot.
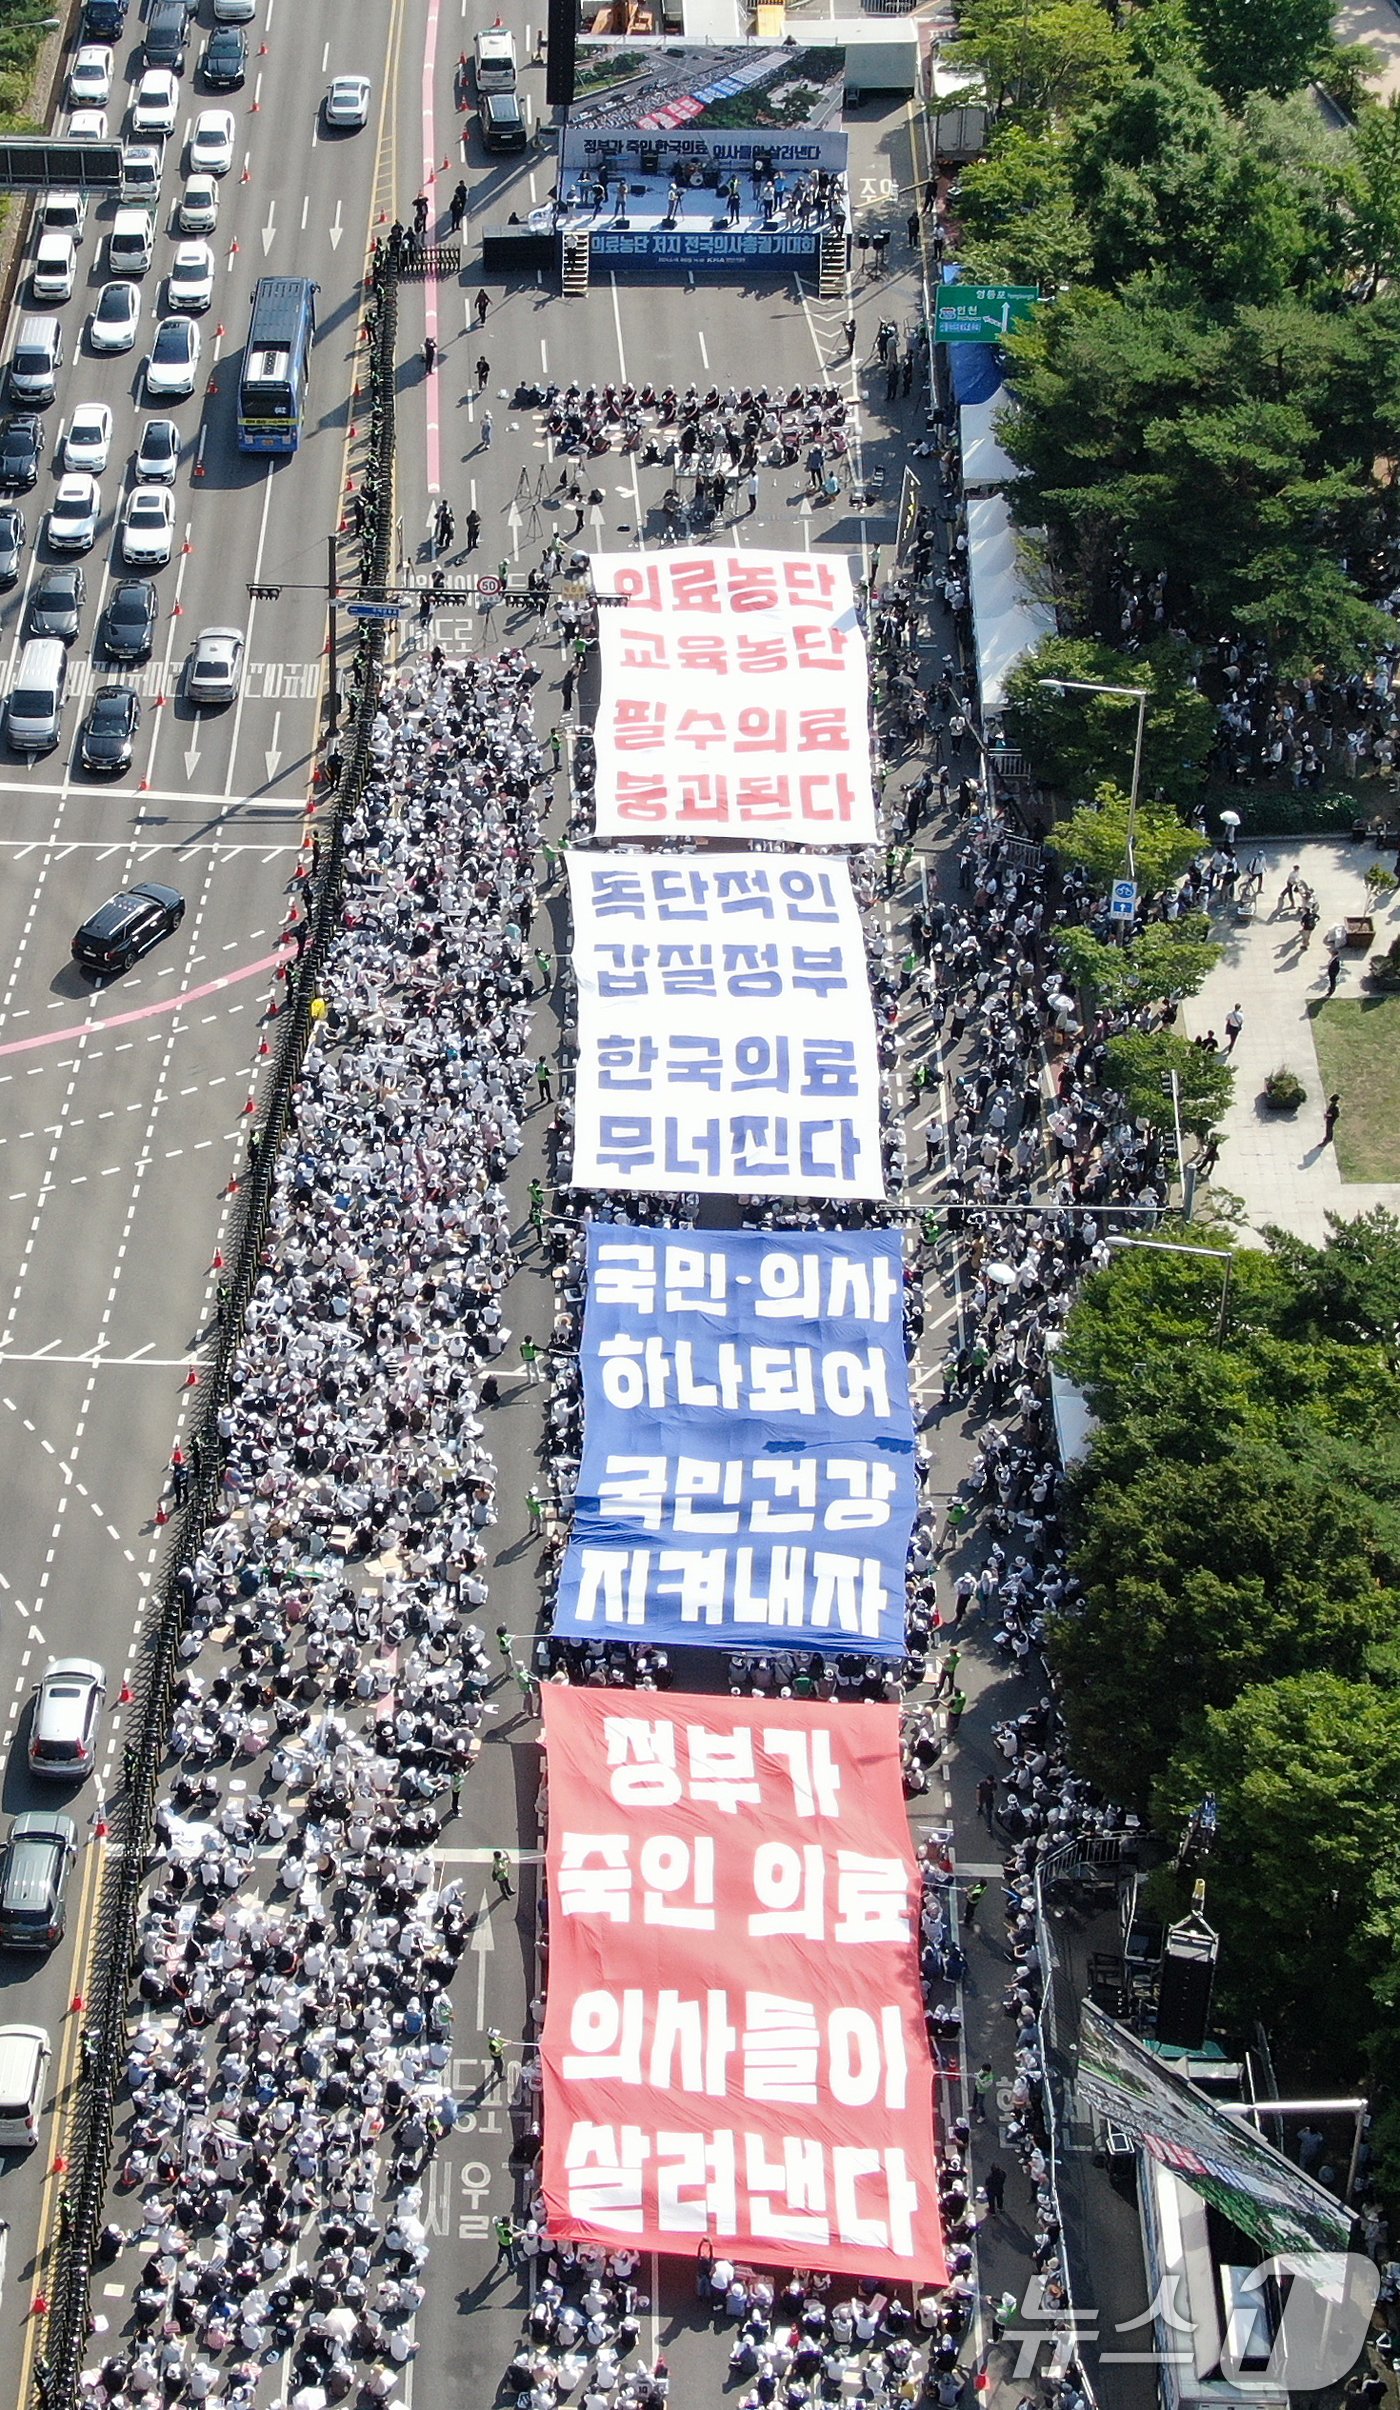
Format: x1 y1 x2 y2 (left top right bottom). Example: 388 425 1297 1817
934 283 1039 345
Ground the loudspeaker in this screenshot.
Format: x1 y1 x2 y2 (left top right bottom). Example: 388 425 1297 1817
546 0 576 109
1155 1921 1217 2050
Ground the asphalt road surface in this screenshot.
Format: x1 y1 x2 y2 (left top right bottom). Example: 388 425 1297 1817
0 1 1024 2405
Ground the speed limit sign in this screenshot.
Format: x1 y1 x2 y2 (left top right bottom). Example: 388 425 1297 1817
476 574 503 601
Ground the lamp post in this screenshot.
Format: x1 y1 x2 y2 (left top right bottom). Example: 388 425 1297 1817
1106 1233 1233 1344
1038 676 1149 881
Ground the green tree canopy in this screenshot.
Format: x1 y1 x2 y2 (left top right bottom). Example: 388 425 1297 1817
1159 1673 1400 2067
946 0 1127 117
1046 780 1200 892
1057 914 1222 1012
1053 1450 1394 1803
1103 1027 1234 1138
1345 95 1400 300
954 123 1091 290
1184 0 1331 106
1005 633 1212 798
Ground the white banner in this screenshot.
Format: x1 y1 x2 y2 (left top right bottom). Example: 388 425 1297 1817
590 548 878 844
567 851 885 1200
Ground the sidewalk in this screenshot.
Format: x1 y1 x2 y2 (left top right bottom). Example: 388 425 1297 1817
1336 0 1400 95
1181 838 1400 1245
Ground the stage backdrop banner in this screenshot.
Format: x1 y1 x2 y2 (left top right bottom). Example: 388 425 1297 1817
540 1686 947 2284
566 851 884 1201
589 548 877 843
556 1224 914 1653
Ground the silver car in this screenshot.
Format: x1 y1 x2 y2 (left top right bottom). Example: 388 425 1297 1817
28 1658 106 1781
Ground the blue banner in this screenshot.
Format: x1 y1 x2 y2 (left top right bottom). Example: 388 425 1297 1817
556 1226 916 1656
586 228 821 271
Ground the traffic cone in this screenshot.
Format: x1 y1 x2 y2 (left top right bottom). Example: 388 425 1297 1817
250 97 260 111
241 163 250 182
184 1368 199 1388
171 601 183 616
120 1683 133 1703
230 236 239 253
211 1249 223 1269
138 776 149 790
225 1173 239 1195
155 692 166 708
258 1036 270 1057
52 2156 66 2175
31 2297 47 2320
95 1816 107 1839
258 38 267 50
181 539 191 554
70 1996 83 2015
193 458 205 477
155 1502 169 1525
215 323 225 338
242 1092 256 1114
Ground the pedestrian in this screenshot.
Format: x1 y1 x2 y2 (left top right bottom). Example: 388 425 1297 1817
450 180 468 232
561 665 576 713
843 316 856 357
486 2027 507 2075
169 1447 189 1506
496 1624 514 1662
494 2214 516 2263
520 1335 541 1385
535 1057 552 1103
907 210 919 245
549 727 563 771
464 507 481 551
476 354 490 389
745 470 758 516
973 2061 996 2123
534 947 553 991
491 1850 514 1897
475 288 490 324
1224 1004 1243 1053
1323 1092 1341 1144
525 1486 544 1532
480 411 494 450
450 1765 466 1816
984 2163 1007 2215
1326 951 1341 995
976 1774 995 1829
962 1878 987 1930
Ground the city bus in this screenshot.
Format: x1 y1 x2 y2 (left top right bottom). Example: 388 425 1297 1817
237 276 318 453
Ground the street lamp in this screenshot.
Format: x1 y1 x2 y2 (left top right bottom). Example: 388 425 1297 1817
1037 677 1149 881
1106 1234 1233 1344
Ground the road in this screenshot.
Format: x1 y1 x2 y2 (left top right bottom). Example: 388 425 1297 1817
0 0 1060 2405
0 0 401 2393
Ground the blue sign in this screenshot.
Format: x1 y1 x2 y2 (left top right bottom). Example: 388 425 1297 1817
347 600 404 622
556 1225 916 1656
1108 878 1137 922
586 227 821 273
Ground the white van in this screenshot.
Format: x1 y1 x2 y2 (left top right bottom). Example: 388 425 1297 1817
32 234 75 304
8 640 68 754
40 190 88 243
8 315 63 404
474 26 517 90
0 2024 51 2148
108 207 154 275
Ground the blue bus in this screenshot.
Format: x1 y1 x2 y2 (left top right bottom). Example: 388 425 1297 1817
237 276 318 454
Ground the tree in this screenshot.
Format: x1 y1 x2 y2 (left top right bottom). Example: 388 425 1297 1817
1005 633 1212 798
946 0 1126 117
1158 1673 1400 2068
1057 914 1222 1012
1053 1451 1394 1803
1046 781 1200 894
1103 1028 1234 1139
1264 1206 1400 1347
1346 95 1400 299
1185 0 1332 106
954 124 1091 290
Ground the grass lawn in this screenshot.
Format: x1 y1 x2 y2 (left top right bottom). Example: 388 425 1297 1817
1308 995 1400 1180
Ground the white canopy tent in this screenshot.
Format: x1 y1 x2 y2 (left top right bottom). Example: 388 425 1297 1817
966 490 1057 718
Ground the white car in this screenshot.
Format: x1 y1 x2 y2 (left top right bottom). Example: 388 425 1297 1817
48 474 101 553
212 0 255 18
67 45 112 109
63 403 113 475
120 486 175 567
145 316 200 400
135 418 180 484
131 69 178 139
90 280 141 354
189 111 235 176
187 625 244 705
167 241 214 314
324 74 372 129
178 174 218 233
68 109 109 141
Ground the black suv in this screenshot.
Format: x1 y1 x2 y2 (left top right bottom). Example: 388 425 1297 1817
101 579 157 662
72 881 184 974
201 24 246 86
0 415 41 492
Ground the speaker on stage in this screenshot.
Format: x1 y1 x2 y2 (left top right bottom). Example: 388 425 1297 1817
1155 1910 1218 2050
546 0 577 109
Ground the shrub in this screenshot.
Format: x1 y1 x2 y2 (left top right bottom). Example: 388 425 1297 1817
1263 1067 1307 1109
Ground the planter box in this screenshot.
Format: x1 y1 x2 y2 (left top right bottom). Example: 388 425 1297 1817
1345 915 1375 949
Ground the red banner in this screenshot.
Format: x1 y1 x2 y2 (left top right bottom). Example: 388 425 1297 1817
540 1688 946 2284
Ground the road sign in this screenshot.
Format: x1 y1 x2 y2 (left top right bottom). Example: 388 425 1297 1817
476 575 504 601
1109 879 1138 921
933 283 1039 346
0 137 123 192
346 600 404 622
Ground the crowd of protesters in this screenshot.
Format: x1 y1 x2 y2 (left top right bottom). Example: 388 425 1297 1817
77 654 553 2410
